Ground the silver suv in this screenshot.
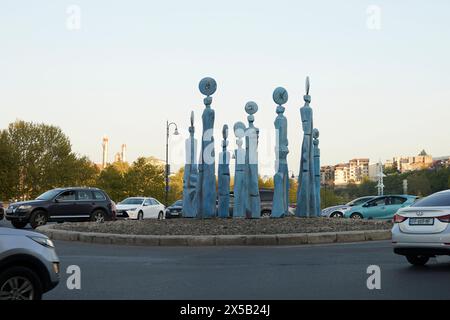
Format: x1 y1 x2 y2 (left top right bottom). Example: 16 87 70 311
0 227 60 300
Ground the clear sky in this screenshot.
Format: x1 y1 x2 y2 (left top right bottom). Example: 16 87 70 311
1 0 449 175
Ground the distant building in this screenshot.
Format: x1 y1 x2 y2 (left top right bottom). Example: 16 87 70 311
389 150 433 173
334 163 350 186
320 166 335 186
329 158 370 186
349 158 369 184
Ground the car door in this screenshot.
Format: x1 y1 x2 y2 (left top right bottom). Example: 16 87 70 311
143 198 152 218
382 196 407 219
151 199 162 218
76 190 95 220
363 197 387 219
49 190 78 220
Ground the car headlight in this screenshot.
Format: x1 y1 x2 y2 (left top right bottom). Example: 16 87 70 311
28 236 55 248
18 205 32 210
126 208 138 212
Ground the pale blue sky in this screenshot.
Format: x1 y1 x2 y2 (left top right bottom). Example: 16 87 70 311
1 0 449 175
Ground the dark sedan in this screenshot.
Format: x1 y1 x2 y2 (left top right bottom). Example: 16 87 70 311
165 200 183 219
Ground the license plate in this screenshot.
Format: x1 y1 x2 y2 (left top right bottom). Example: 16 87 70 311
171 212 180 215
409 218 434 225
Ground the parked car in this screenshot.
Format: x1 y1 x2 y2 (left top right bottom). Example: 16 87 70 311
166 200 183 219
321 196 376 218
5 187 116 229
0 202 4 220
0 227 60 300
343 195 418 220
227 189 296 218
392 190 450 266
116 197 165 220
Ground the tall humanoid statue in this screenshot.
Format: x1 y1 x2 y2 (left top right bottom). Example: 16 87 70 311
218 125 231 218
272 87 290 218
182 111 198 218
313 128 321 216
296 77 318 217
244 102 261 219
233 122 246 218
196 77 217 218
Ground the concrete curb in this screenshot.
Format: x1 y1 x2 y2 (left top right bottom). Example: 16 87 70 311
36 225 392 247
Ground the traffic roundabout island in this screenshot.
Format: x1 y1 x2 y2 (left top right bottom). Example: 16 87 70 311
37 217 392 247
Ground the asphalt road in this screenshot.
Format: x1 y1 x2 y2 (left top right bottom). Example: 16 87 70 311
1 219 450 300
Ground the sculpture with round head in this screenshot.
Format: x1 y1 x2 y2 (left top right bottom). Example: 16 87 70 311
233 121 246 139
273 87 288 105
313 128 319 139
245 101 258 115
199 77 217 96
222 124 229 140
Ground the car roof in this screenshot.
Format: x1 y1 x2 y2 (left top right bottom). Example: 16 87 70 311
52 187 102 191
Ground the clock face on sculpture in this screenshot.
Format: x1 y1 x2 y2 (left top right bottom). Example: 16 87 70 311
273 87 288 105
245 101 258 115
199 77 217 96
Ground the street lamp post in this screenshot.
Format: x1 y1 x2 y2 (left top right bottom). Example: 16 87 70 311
165 121 179 207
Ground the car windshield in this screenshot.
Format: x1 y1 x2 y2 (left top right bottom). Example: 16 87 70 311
36 189 61 200
411 192 450 207
120 198 144 205
346 197 372 206
172 200 182 206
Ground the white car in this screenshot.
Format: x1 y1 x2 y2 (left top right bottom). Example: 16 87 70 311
116 197 165 220
392 189 450 266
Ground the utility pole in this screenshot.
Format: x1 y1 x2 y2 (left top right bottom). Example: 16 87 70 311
165 121 179 206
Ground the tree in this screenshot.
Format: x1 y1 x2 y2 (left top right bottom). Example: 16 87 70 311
408 173 431 197
1 120 98 200
124 157 165 202
96 164 127 202
168 167 184 204
0 130 16 200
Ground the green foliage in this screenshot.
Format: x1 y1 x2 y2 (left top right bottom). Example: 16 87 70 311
124 157 165 202
0 120 99 201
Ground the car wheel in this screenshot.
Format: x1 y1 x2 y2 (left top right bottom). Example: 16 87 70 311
350 213 363 219
91 210 105 223
138 211 144 220
11 220 28 229
158 211 164 220
330 212 343 218
29 210 48 229
0 266 43 300
406 255 429 266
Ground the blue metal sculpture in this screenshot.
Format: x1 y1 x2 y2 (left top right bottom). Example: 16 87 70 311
182 111 198 218
272 87 290 218
244 102 261 219
296 77 318 217
233 122 247 218
313 128 321 216
218 125 231 218
196 77 217 218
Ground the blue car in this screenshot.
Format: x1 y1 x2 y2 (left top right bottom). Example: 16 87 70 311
343 195 418 220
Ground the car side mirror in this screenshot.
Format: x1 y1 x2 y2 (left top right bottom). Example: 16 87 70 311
54 198 60 203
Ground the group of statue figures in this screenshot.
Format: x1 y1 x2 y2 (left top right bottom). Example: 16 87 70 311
182 76 321 218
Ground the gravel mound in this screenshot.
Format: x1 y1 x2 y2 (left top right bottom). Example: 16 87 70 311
54 217 392 236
